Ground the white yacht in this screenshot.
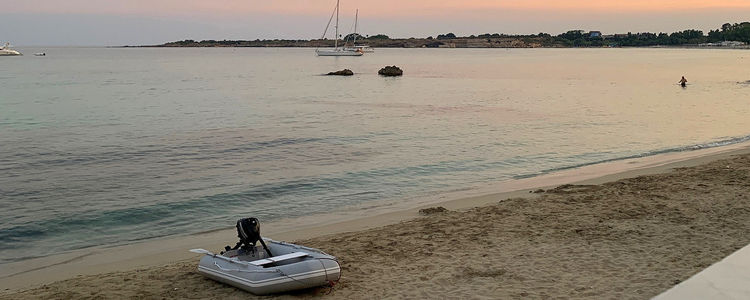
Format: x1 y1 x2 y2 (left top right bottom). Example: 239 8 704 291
315 0 363 56
0 42 22 56
316 48 363 56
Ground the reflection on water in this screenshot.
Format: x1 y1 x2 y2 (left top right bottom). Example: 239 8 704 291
1 47 749 263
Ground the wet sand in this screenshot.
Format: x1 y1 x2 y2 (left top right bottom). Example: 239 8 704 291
2 144 750 299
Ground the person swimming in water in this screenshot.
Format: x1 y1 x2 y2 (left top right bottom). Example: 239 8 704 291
678 76 688 87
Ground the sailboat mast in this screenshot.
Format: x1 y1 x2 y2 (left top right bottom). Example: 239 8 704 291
353 9 358 45
334 0 339 49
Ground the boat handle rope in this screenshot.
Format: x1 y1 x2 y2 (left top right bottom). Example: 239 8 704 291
317 258 342 281
278 268 310 286
213 262 281 273
274 258 342 286
213 257 341 282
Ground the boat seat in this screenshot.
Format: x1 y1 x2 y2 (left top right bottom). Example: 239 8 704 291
249 252 308 266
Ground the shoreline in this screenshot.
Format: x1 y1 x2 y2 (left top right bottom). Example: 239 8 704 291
126 45 750 50
2 140 750 293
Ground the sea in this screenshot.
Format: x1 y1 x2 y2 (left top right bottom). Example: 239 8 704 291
2 47 750 265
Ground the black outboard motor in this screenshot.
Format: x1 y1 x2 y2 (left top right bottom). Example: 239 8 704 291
229 217 273 257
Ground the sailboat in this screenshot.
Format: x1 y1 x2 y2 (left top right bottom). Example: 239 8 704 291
344 10 374 53
316 0 363 56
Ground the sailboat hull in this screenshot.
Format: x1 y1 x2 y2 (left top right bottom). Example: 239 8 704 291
316 49 363 56
343 46 374 53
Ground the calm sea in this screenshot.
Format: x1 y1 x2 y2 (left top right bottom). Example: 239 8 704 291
1 47 750 264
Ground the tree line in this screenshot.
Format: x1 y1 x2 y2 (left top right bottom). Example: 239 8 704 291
157 21 749 48
431 22 750 47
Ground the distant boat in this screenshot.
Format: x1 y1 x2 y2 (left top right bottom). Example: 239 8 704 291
0 42 22 56
344 45 374 53
343 10 374 53
315 0 363 56
34 52 46 56
317 48 363 57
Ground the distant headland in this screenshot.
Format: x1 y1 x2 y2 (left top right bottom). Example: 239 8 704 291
142 22 750 48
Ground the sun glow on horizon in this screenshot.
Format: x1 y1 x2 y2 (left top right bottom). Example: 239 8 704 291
4 0 750 45
6 0 750 17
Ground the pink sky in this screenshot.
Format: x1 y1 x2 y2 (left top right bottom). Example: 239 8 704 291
7 0 750 17
3 0 750 45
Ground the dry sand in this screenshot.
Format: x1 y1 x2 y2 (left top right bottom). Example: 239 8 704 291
2 148 750 299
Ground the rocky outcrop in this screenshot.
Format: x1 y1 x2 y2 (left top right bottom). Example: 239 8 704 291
326 69 354 76
378 66 403 76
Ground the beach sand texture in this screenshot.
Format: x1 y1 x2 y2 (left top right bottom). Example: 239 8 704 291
3 153 750 299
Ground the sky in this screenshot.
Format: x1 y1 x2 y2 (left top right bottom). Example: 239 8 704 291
2 0 750 46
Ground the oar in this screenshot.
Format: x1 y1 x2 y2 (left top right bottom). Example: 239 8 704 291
190 248 215 255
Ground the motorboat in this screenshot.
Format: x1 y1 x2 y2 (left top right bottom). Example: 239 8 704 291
0 42 22 56
191 218 341 295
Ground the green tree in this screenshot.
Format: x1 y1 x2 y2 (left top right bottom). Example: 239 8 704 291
437 33 456 39
344 33 365 42
368 34 390 40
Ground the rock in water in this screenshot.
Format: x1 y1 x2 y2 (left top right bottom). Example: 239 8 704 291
326 69 354 76
378 66 403 76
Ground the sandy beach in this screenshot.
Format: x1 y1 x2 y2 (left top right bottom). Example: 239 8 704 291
2 143 750 299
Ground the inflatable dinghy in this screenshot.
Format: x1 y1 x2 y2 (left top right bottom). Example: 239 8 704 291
191 218 340 295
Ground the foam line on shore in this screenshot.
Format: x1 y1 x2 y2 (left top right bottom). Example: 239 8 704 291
515 134 750 179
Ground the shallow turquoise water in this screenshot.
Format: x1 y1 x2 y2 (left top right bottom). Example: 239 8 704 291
1 47 749 264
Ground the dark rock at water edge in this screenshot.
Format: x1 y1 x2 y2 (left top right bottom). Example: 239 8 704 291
419 206 449 216
378 66 403 76
326 69 354 76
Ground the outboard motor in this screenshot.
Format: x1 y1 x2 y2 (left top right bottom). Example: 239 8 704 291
228 217 273 257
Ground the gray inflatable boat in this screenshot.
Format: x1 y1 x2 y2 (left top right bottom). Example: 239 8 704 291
191 218 340 295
